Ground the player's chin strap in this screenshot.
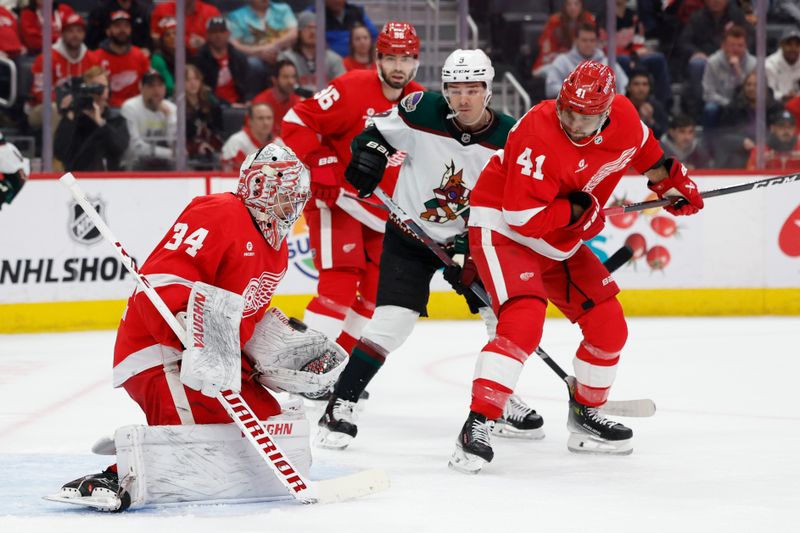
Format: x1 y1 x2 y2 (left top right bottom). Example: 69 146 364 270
371 186 654 417
557 105 610 148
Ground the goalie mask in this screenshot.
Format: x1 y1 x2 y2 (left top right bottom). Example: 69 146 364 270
236 144 310 250
441 49 495 122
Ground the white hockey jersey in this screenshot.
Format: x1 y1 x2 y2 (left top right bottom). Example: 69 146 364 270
366 91 516 244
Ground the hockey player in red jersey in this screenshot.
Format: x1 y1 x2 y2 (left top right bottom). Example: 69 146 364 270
282 21 425 355
51 145 346 510
448 61 705 474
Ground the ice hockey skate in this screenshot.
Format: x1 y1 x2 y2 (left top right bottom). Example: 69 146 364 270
448 411 495 474
44 467 130 512
316 396 359 449
492 394 545 439
567 398 633 455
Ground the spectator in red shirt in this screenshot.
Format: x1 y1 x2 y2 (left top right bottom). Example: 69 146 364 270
28 13 97 129
747 110 800 170
251 59 301 135
18 0 76 54
193 17 250 105
150 0 220 56
342 22 375 71
93 11 151 108
532 0 596 75
0 6 23 58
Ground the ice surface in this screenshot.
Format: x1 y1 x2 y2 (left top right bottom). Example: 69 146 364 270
1 317 798 532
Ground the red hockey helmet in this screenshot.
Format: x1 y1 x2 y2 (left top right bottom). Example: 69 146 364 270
376 21 420 57
557 60 616 115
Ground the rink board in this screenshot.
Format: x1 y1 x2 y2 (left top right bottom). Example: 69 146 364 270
1 171 798 332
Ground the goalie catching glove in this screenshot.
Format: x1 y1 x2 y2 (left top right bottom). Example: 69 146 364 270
345 131 394 198
243 307 347 394
647 158 704 216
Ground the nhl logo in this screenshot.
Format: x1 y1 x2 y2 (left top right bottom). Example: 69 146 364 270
461 133 471 143
594 135 603 144
68 197 105 245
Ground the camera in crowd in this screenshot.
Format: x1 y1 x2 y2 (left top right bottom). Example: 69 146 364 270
57 76 106 114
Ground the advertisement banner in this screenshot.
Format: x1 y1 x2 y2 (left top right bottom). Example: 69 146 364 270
1 172 797 331
0 177 205 304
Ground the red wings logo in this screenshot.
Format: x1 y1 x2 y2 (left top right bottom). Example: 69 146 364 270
242 269 286 317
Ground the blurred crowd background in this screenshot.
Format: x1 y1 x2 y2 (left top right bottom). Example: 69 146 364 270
0 0 798 173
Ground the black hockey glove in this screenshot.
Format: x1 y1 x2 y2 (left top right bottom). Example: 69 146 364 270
443 233 476 293
0 171 26 209
346 138 391 198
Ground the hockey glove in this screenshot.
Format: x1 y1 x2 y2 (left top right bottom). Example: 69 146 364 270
647 158 704 216
308 148 342 206
565 191 605 241
443 233 478 293
346 139 391 198
0 171 26 209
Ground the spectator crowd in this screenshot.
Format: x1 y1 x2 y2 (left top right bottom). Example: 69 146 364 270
0 0 377 171
1 0 799 171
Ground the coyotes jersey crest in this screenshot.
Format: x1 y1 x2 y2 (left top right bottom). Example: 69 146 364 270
420 160 471 224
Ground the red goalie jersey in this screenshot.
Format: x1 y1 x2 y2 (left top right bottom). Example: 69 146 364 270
470 94 663 260
282 69 424 227
112 193 288 388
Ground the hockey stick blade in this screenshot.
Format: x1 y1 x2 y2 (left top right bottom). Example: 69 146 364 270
314 468 390 504
600 399 656 418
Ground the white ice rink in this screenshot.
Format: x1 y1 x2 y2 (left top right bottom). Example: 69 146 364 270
1 317 799 532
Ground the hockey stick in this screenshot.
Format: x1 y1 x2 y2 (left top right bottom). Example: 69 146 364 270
603 172 800 217
372 188 655 417
59 173 388 504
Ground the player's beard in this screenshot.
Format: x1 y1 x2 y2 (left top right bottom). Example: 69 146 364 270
380 65 412 89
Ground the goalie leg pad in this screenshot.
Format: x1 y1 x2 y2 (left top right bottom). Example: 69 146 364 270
115 414 311 508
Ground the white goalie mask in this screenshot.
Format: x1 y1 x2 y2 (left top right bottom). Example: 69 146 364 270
236 144 311 250
441 49 495 116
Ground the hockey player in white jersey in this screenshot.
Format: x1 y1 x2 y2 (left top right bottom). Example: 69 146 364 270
315 49 545 449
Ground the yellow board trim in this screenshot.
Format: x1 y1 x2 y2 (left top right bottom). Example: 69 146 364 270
1 289 798 333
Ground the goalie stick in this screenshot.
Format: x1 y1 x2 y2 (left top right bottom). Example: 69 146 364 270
58 173 388 506
372 187 655 418
603 172 800 217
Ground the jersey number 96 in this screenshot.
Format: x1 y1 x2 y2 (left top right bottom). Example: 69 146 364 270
314 86 341 111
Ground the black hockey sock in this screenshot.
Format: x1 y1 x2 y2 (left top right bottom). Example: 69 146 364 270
333 339 387 402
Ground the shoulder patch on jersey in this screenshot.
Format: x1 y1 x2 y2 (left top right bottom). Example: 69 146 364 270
400 91 425 113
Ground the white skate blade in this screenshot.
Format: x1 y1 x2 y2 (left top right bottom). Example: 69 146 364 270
314 426 354 449
567 433 633 455
44 487 124 512
448 444 488 474
492 420 545 440
315 468 389 504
